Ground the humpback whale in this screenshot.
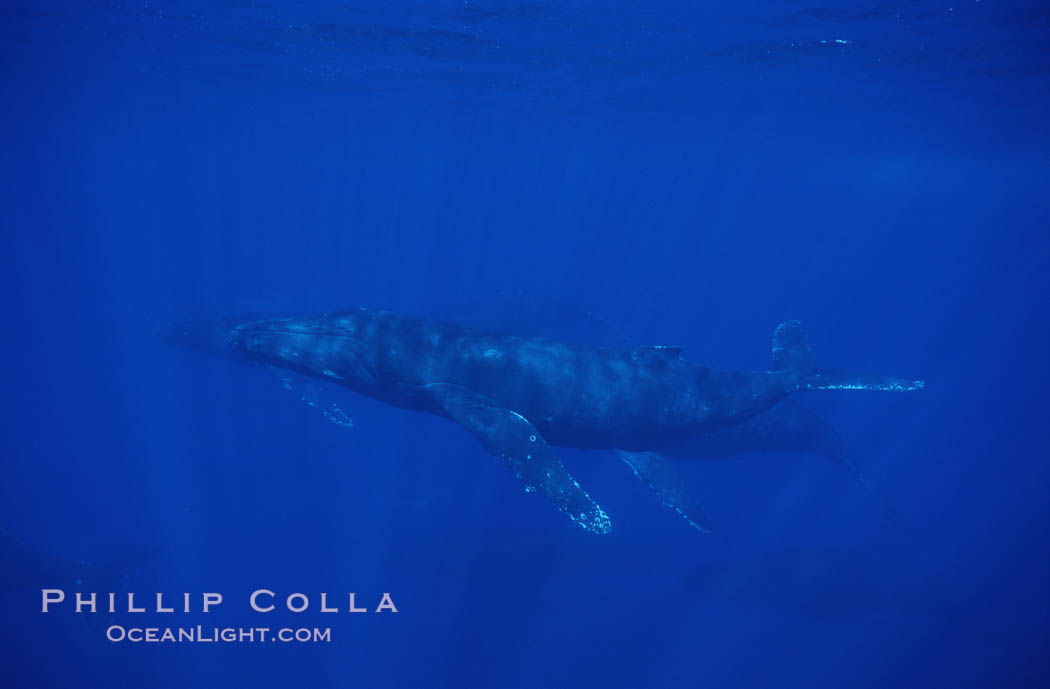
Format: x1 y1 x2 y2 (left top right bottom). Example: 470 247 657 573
216 308 922 534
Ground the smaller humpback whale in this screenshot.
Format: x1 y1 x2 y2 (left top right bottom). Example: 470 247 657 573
615 399 904 530
214 308 922 534
658 398 845 465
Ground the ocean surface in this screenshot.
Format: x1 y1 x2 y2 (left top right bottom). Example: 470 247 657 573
2 1 1048 687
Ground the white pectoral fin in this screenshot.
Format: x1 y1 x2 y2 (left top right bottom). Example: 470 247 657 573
435 390 612 535
617 451 713 533
276 371 355 429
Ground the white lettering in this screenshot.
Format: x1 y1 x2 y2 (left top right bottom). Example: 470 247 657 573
286 593 308 613
75 592 96 613
156 593 173 613
376 593 398 613
203 592 222 612
127 593 145 613
41 589 65 612
250 589 275 612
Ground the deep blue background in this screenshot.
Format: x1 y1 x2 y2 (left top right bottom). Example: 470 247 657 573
2 1 1048 687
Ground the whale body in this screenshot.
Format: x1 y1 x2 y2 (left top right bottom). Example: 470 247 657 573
223 308 922 534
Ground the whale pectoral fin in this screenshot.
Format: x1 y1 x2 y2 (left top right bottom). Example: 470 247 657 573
440 395 612 534
277 372 355 429
616 451 713 533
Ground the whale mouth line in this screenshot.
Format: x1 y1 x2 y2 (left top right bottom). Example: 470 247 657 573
234 326 356 338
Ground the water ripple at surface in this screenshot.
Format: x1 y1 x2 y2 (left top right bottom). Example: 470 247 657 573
3 0 1048 124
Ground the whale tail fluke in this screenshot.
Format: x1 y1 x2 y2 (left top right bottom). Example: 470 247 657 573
772 322 917 525
772 321 925 392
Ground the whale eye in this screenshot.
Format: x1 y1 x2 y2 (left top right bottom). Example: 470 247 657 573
529 435 536 442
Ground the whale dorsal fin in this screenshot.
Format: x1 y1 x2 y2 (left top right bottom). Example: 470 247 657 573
772 320 816 372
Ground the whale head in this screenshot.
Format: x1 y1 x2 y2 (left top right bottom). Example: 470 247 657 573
229 317 320 365
228 316 376 387
161 312 276 365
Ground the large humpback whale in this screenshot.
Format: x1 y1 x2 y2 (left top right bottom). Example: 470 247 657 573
220 308 923 534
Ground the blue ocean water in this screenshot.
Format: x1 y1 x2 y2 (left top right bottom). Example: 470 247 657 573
2 1 1048 687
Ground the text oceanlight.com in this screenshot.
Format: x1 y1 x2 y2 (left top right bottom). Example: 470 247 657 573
106 626 332 643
